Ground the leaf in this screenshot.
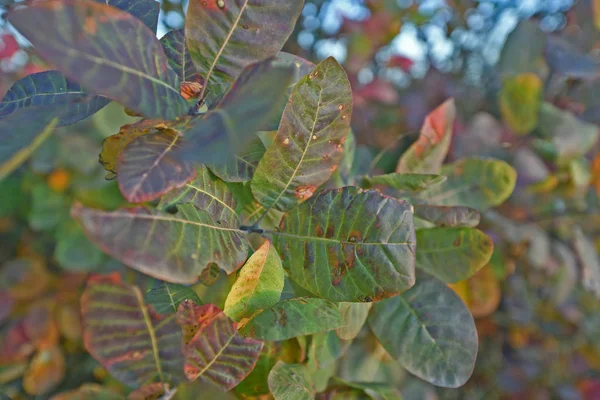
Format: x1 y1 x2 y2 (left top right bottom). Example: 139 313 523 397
159 29 197 81
80 274 185 387
574 227 600 298
208 135 266 182
498 20 546 76
23 347 66 396
224 240 285 321
368 273 478 388
360 173 447 192
127 383 174 400
268 362 315 400
72 203 249 284
308 330 344 370
417 158 517 211
100 0 160 33
416 228 493 283
0 71 109 126
49 384 124 400
159 165 239 227
0 256 50 301
271 187 416 302
448 265 501 318
7 0 188 120
545 35 600 78
177 302 263 390
145 281 202 314
185 0 304 98
54 221 105 271
396 99 455 174
335 302 372 340
251 57 353 214
0 106 59 181
499 73 542 135
239 298 344 341
413 205 480 228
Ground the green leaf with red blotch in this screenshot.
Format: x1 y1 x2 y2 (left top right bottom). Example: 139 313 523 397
269 187 416 302
80 274 185 387
267 362 315 400
239 298 344 341
177 302 263 390
396 99 455 174
251 57 353 215
100 0 160 33
159 29 198 81
7 0 188 120
413 205 480 228
417 158 517 211
185 0 303 99
72 202 249 284
116 58 294 203
368 272 478 388
0 71 109 127
0 106 59 181
416 227 494 283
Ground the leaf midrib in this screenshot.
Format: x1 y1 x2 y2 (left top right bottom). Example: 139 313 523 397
132 285 164 383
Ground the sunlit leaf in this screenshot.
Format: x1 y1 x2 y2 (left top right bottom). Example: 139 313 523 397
396 99 455 174
416 227 493 283
335 302 372 340
100 0 160 33
369 273 477 388
0 107 59 181
268 361 315 400
185 0 304 98
7 0 188 120
418 158 517 211
177 302 263 390
499 73 542 135
0 71 109 126
23 347 65 395
413 205 480 228
448 265 501 318
159 165 239 227
271 187 416 302
239 298 344 341
224 240 284 321
72 203 249 284
145 281 202 314
81 273 185 387
360 173 447 192
251 57 353 214
160 29 198 81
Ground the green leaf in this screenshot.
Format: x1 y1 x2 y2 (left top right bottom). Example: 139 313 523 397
209 135 266 182
271 187 416 302
308 330 344 370
330 379 403 400
268 362 315 400
251 57 353 214
7 0 188 120
48 384 124 400
0 71 109 127
159 29 198 81
185 0 304 98
224 240 285 321
416 227 494 283
413 205 480 228
0 107 59 181
54 221 105 271
498 20 546 76
499 73 542 135
81 274 185 387
177 302 263 390
335 302 372 340
145 281 202 314
396 99 455 174
159 165 239 227
239 298 344 341
418 158 517 211
360 173 447 192
99 0 160 33
71 203 249 284
368 273 478 388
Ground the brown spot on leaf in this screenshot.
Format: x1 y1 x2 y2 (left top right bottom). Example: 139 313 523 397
325 225 335 238
342 243 356 267
315 225 324 236
453 237 462 247
83 16 97 34
294 185 317 200
180 81 203 100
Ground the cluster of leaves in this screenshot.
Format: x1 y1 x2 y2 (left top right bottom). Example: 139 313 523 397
0 0 525 398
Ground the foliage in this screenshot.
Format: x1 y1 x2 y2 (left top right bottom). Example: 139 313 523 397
1 0 599 399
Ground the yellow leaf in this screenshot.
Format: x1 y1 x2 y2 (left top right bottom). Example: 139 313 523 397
499 73 542 135
23 347 65 395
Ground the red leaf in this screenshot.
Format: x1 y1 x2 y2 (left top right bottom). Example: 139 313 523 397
0 33 19 60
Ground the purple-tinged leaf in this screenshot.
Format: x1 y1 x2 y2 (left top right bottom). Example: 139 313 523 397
80 273 185 387
0 71 109 126
72 203 249 283
270 187 416 302
7 0 188 120
99 0 160 33
208 135 266 182
545 35 600 78
185 0 304 99
160 29 198 81
413 205 480 228
177 302 263 391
